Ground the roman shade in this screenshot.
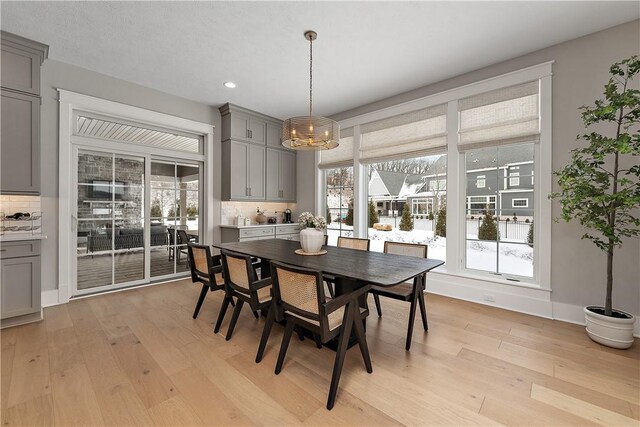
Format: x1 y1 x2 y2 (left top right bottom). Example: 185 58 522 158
359 104 447 163
458 81 539 150
318 127 354 169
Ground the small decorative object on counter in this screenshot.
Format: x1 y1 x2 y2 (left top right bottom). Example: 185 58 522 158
256 207 268 224
298 212 326 254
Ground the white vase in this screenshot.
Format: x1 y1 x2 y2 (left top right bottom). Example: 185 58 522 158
300 228 324 253
584 306 636 349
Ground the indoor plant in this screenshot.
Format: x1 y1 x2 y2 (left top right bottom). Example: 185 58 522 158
298 212 326 253
551 56 639 349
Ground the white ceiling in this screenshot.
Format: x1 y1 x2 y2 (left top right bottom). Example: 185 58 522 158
2 1 638 118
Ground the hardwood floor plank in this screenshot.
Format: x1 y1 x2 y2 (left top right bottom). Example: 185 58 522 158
7 347 51 408
51 363 105 426
2 394 54 427
66 299 103 336
531 383 638 426
1 340 16 416
95 382 154 427
147 395 204 426
43 305 73 333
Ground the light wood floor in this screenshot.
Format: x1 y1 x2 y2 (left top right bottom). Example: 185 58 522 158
2 279 639 426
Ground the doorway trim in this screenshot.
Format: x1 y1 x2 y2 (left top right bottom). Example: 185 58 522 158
58 89 214 304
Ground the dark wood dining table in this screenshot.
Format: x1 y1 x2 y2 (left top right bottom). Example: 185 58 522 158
212 239 444 345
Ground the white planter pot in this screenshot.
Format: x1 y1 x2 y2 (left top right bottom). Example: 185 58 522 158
584 306 635 349
299 228 324 253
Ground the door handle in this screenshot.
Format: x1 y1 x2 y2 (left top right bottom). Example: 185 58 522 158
72 214 78 233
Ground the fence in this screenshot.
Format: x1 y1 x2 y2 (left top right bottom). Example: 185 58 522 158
466 219 531 242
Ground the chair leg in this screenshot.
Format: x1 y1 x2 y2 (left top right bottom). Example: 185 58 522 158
256 304 275 363
417 284 428 331
275 320 295 375
405 281 420 351
326 281 336 298
327 301 355 410
213 294 232 333
351 303 373 373
192 284 209 319
312 333 323 349
296 326 305 341
373 294 382 317
225 299 245 341
252 310 259 319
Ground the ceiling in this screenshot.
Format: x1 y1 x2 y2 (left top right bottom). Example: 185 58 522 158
2 2 638 119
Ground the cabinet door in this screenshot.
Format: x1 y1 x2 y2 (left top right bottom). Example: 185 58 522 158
265 148 280 200
1 256 41 319
279 150 296 201
230 114 250 142
247 144 265 199
229 141 249 199
1 45 41 96
266 122 282 148
248 117 266 145
1 90 40 194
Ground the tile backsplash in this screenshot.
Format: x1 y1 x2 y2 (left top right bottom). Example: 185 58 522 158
221 201 297 225
0 195 43 236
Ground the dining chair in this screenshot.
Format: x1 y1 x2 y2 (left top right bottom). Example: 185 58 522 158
187 243 232 318
214 250 272 340
369 241 429 351
325 236 370 298
264 261 372 410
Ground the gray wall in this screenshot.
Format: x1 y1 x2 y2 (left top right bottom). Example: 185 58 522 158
331 20 640 316
39 59 221 292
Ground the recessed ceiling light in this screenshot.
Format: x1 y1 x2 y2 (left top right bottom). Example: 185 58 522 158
223 81 236 89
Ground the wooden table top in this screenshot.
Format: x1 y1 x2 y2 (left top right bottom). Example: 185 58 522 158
213 239 444 287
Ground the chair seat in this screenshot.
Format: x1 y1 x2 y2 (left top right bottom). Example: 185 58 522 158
370 282 414 301
237 285 272 303
287 303 368 332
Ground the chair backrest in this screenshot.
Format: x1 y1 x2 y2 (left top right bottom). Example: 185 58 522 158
324 234 329 246
220 250 255 294
383 241 428 258
270 261 324 322
177 229 189 245
337 236 370 251
168 227 176 245
187 243 213 282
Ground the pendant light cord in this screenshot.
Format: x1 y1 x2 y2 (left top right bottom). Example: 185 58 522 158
309 35 313 117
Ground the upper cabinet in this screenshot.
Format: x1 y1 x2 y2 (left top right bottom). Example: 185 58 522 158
220 103 296 202
1 31 48 195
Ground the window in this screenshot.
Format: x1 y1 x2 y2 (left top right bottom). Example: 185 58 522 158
476 175 486 188
509 171 520 187
366 154 447 261
325 167 354 245
464 144 534 278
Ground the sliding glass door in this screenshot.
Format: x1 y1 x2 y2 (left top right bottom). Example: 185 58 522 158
74 149 201 295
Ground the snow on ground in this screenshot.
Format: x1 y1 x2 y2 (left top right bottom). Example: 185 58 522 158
327 222 533 278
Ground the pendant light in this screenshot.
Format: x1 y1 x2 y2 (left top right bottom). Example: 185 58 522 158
281 30 340 150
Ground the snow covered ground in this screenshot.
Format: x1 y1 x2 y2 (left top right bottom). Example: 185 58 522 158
327 222 533 278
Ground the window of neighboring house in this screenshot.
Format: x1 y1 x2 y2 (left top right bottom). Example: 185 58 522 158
509 171 520 187
467 195 497 215
512 198 528 208
324 167 354 245
411 198 433 215
476 175 486 188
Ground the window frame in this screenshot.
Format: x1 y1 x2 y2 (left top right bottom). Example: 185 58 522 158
315 62 552 291
512 198 528 208
476 175 486 188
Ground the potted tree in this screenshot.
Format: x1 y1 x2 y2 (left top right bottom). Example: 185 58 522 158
552 56 639 349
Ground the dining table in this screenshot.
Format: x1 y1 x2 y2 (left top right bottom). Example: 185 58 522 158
212 238 444 348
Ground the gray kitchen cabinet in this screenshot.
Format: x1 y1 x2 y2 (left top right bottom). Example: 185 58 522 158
1 32 47 195
222 140 265 200
220 225 299 243
266 122 282 148
1 240 42 327
1 90 40 194
266 148 296 202
0 31 48 96
221 104 267 145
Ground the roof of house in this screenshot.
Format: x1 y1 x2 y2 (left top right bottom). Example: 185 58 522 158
465 143 534 170
373 170 408 196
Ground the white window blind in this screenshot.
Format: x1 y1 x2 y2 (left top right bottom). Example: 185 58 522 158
318 127 354 169
359 104 447 163
458 81 539 150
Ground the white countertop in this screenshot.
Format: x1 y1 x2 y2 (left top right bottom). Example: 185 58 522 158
220 223 299 229
0 234 47 242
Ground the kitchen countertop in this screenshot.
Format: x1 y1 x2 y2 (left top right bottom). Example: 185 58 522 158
220 223 299 229
0 234 47 242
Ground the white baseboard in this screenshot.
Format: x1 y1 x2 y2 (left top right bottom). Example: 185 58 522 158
426 271 553 319
552 301 640 338
41 289 61 308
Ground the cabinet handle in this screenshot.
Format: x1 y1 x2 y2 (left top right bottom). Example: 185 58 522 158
249 187 252 196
